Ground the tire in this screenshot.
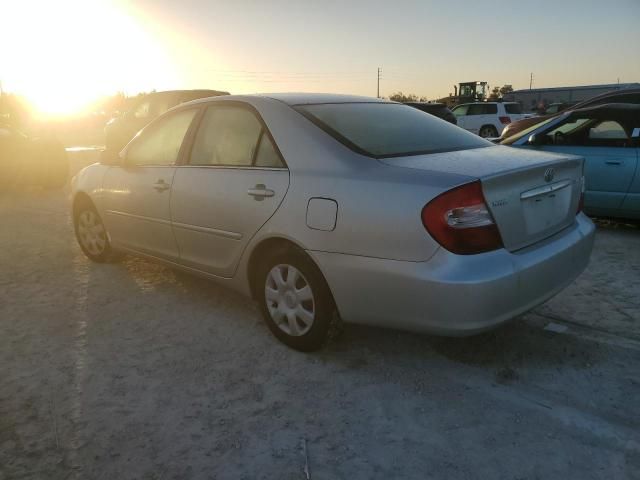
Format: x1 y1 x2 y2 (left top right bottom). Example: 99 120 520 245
256 247 337 352
479 125 499 138
73 201 121 263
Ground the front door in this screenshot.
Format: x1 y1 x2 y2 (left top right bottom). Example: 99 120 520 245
102 107 199 259
170 103 290 277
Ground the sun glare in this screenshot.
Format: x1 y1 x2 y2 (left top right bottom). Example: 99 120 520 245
2 0 180 119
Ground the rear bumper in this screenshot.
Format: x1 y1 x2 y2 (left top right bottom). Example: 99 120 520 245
309 214 595 336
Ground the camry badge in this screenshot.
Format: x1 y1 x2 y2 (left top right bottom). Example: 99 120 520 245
544 168 555 183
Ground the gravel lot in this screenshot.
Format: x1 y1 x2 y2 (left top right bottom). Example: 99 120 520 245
1 161 640 479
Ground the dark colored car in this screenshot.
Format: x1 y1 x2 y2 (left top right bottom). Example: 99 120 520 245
404 102 457 124
105 89 229 151
0 123 68 189
501 88 640 139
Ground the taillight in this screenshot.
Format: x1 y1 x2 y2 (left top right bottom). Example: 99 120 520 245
499 116 511 125
421 181 503 255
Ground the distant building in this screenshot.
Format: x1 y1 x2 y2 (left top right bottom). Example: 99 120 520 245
503 83 640 112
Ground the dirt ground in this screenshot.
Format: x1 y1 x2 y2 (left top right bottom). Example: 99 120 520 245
1 160 640 479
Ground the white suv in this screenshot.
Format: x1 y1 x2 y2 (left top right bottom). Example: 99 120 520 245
451 102 526 138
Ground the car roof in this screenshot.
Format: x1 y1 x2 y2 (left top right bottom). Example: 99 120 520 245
572 88 640 109
148 89 229 96
260 93 387 105
178 93 390 108
456 101 516 106
567 102 640 121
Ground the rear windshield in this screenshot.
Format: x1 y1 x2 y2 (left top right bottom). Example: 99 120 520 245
505 103 523 114
295 103 490 158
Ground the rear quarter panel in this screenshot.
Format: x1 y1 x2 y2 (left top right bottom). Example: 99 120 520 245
245 97 473 262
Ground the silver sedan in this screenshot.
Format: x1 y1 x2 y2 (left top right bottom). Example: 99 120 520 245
71 93 595 351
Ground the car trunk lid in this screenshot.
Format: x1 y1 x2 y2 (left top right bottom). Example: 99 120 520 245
380 146 584 252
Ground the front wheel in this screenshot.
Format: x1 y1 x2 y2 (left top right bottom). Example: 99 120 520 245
256 248 337 351
74 203 121 262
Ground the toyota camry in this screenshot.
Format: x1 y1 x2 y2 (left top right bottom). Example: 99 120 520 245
71 94 595 351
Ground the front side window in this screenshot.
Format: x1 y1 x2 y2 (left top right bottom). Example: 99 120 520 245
452 104 469 117
527 117 630 147
547 118 590 138
126 108 198 166
296 102 490 158
190 105 284 167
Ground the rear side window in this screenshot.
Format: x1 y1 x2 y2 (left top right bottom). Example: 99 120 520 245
254 133 283 167
126 108 198 166
296 102 490 158
505 103 522 114
189 105 285 167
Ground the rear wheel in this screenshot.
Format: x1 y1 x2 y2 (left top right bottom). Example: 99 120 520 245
74 202 121 262
256 247 336 351
479 125 499 138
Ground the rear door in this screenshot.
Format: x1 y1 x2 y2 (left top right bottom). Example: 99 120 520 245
102 107 199 259
170 103 289 277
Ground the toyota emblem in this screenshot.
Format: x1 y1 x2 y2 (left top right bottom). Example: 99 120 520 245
544 168 555 183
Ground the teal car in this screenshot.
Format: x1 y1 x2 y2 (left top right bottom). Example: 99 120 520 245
502 103 640 219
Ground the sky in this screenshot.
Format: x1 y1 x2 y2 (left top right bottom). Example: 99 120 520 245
2 0 639 116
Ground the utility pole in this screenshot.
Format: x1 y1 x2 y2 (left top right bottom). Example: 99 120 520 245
377 67 381 98
529 72 533 90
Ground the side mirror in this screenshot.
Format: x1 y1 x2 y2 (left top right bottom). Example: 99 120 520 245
100 149 124 166
528 134 541 145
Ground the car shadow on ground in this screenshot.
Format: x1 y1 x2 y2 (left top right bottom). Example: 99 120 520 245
323 318 604 376
113 252 607 380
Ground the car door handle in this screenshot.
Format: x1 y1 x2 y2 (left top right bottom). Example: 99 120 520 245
153 180 171 192
605 160 622 165
247 184 275 200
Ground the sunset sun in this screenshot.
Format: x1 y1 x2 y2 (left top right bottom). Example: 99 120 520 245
1 0 179 118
